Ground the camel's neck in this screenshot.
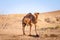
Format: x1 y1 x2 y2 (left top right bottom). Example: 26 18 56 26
34 14 38 20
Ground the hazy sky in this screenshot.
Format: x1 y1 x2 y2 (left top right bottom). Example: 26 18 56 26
0 0 60 14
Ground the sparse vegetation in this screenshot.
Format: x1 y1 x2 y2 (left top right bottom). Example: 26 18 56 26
41 25 60 31
44 34 58 37
45 18 55 23
55 25 60 29
55 16 60 21
45 18 51 23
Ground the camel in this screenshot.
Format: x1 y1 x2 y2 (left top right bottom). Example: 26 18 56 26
22 12 39 36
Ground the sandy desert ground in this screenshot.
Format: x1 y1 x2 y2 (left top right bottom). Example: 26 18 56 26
0 10 60 40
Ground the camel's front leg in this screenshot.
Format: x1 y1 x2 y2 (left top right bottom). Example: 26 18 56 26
35 24 38 35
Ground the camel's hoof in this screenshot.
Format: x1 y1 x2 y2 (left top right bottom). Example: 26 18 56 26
36 34 39 37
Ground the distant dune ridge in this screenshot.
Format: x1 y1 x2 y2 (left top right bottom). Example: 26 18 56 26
0 10 60 33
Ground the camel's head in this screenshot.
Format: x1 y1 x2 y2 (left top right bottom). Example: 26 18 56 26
34 12 40 19
34 12 39 16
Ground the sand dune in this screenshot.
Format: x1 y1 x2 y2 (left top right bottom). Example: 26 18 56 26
0 10 60 40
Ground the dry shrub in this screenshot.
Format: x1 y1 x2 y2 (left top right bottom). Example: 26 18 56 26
47 27 54 29
55 16 60 21
45 18 51 23
55 25 60 29
45 18 55 23
41 25 60 30
44 34 58 37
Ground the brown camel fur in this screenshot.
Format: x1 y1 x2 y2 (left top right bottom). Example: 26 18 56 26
22 12 39 36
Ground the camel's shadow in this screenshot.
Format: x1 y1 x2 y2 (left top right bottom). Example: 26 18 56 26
28 35 39 37
15 34 39 38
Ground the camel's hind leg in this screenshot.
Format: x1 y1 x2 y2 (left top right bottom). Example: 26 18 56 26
22 23 26 35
